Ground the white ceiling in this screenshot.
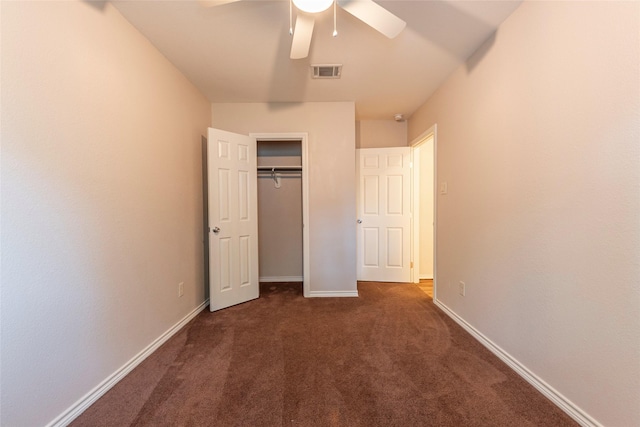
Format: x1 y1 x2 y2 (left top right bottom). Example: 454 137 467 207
112 0 522 120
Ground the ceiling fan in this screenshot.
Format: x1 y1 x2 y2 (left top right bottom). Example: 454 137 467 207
199 0 406 59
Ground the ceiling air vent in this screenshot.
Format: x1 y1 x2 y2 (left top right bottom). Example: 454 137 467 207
311 64 342 79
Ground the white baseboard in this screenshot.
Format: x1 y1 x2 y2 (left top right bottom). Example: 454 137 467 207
259 276 303 283
419 275 434 280
308 290 359 298
47 300 210 427
433 299 601 427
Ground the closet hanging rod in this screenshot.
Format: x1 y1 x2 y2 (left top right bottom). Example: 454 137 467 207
257 166 302 172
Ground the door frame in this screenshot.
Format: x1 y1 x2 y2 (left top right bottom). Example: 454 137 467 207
202 136 210 301
410 124 437 300
251 132 310 297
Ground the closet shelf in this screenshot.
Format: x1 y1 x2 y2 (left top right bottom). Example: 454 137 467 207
257 166 302 172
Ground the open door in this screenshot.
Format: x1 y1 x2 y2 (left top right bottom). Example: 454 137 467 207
356 147 411 282
208 128 259 311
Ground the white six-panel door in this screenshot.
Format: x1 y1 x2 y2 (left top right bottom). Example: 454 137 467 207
357 147 411 282
208 128 259 311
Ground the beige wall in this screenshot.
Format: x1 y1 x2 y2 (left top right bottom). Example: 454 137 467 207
357 119 407 148
212 102 357 294
409 1 640 426
1 2 211 425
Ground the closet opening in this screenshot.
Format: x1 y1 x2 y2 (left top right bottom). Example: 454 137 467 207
251 133 310 297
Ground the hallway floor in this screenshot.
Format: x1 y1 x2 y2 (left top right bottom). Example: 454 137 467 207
418 278 433 299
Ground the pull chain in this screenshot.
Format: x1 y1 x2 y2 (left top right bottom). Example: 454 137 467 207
333 0 338 37
289 0 293 35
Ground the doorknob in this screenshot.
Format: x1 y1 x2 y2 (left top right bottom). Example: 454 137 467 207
357 219 362 224
212 227 220 234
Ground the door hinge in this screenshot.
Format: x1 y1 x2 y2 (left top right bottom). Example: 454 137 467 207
410 262 414 268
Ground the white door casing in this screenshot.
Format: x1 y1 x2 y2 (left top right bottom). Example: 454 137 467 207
208 128 259 311
357 147 411 282
251 133 311 297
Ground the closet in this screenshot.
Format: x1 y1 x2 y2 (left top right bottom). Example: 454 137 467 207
256 139 303 284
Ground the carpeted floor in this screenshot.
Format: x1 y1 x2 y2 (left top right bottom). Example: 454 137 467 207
72 282 577 426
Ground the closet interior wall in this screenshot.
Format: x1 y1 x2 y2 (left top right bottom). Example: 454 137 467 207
257 140 303 282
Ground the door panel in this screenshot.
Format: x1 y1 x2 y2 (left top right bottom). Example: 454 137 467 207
357 147 411 282
387 175 403 214
363 228 379 266
239 171 249 219
387 227 403 267
219 238 231 291
208 128 259 311
364 176 379 214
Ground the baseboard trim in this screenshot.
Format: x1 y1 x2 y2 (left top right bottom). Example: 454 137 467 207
433 299 601 427
259 276 303 283
419 275 433 280
47 299 210 427
308 290 359 298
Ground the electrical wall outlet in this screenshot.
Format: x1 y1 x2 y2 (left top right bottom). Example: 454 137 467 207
459 281 466 297
178 282 184 297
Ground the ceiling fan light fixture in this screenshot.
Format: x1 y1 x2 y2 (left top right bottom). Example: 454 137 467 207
293 0 333 14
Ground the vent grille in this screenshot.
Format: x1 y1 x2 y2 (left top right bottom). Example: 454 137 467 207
311 64 342 79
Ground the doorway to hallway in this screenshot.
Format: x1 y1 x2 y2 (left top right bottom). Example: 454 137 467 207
417 279 434 299
411 125 436 300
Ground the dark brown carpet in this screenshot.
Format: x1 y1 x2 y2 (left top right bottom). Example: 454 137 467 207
72 282 577 426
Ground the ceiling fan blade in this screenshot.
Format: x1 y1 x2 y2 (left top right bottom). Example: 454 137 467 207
290 14 315 59
198 0 242 8
339 0 406 39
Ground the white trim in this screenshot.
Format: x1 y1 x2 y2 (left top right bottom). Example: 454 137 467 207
409 125 437 148
250 132 311 298
433 125 438 302
433 300 601 427
259 276 304 283
46 300 210 427
419 275 433 280
411 145 420 283
308 290 359 298
409 124 437 298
